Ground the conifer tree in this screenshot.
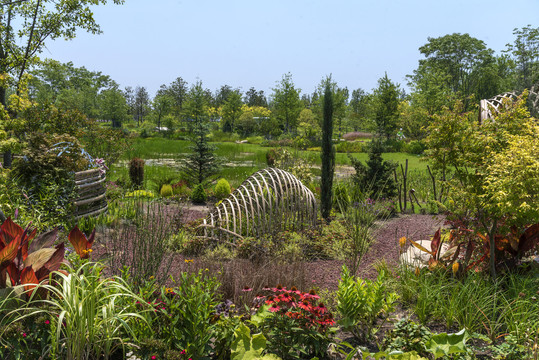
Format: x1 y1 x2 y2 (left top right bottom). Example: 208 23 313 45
321 78 335 222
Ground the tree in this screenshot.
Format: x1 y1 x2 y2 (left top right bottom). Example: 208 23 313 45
320 77 335 222
505 25 539 91
0 0 124 106
348 88 374 131
214 85 234 107
124 86 136 122
425 95 539 279
220 90 243 132
29 59 112 119
409 33 499 110
134 86 150 126
244 87 267 107
271 73 303 134
373 73 400 140
99 82 128 128
153 85 173 130
168 76 188 120
313 79 348 137
181 80 220 184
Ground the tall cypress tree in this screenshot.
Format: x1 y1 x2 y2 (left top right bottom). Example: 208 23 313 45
321 78 335 222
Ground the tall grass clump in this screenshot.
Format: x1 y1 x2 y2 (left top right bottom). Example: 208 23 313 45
7 262 149 360
104 198 178 285
396 267 539 341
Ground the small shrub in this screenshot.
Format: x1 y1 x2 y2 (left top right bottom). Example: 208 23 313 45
203 243 236 260
160 184 173 197
333 182 351 212
214 178 231 200
335 140 365 153
190 184 207 204
138 269 221 359
404 140 426 155
129 158 145 188
253 285 336 359
382 318 432 356
337 265 399 341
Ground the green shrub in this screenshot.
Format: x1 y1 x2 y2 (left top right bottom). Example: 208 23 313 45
335 140 365 153
129 157 145 188
333 182 350 212
160 184 173 197
141 270 221 359
191 184 207 204
214 178 231 200
404 140 426 155
382 318 432 356
337 265 398 341
203 243 236 260
246 136 264 144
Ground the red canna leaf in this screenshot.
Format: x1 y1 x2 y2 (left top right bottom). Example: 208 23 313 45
21 266 39 298
0 217 23 242
29 228 59 253
68 226 94 259
35 243 65 281
0 236 19 271
518 223 539 255
431 228 441 259
6 262 19 286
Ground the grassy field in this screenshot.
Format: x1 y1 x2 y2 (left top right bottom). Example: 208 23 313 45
125 137 427 168
116 137 430 189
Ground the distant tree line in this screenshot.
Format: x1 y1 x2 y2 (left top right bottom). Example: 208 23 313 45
19 26 539 142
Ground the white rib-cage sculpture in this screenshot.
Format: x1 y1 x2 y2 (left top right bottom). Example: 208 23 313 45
479 83 539 122
201 168 317 240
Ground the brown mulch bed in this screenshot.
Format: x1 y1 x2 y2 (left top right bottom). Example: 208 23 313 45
94 202 446 293
305 214 447 291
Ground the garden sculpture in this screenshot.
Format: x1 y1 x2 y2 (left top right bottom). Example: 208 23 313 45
479 83 539 122
200 168 317 240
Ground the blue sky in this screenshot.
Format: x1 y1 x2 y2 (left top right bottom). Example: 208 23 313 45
44 0 539 99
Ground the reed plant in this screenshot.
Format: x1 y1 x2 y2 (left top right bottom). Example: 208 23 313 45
7 262 149 360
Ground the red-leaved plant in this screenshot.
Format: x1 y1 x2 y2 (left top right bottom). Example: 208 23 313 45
405 220 539 276
0 218 96 299
0 217 65 298
252 285 335 359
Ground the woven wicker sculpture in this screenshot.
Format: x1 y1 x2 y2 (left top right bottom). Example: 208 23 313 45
479 83 539 122
73 168 107 220
201 168 317 240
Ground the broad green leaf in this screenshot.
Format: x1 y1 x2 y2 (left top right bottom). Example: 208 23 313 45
425 329 468 359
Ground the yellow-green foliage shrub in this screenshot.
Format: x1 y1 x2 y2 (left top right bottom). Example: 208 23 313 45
214 178 231 200
160 184 173 197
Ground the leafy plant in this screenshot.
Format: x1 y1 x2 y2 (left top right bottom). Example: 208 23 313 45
0 217 66 299
9 262 149 360
160 184 173 197
252 284 336 359
382 318 432 356
337 265 398 341
191 183 207 204
214 178 231 200
230 323 279 360
141 269 221 359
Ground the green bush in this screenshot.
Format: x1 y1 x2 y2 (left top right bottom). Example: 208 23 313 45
382 318 432 356
335 140 365 153
214 178 231 200
337 265 398 341
333 182 350 212
191 184 207 204
160 184 173 197
139 270 221 359
404 140 426 155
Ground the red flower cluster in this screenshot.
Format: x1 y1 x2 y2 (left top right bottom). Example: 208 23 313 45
254 285 335 331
